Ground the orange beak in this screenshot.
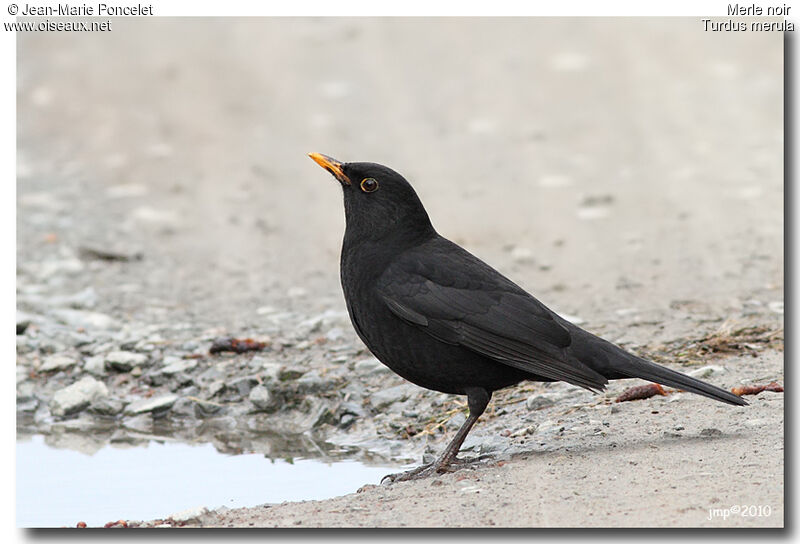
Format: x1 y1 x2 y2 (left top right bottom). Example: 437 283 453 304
308 152 351 185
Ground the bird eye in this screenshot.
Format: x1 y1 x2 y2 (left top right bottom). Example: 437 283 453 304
360 178 379 193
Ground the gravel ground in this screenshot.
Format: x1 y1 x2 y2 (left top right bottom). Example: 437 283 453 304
16 17 783 527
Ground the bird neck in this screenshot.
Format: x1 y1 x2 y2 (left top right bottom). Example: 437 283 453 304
343 213 436 252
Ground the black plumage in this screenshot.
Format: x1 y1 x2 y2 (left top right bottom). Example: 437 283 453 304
309 153 747 482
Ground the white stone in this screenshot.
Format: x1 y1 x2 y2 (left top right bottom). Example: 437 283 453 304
124 394 178 415
687 365 726 379
168 506 208 523
40 355 77 372
50 377 108 417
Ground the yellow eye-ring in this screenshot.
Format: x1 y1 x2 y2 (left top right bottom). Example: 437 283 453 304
360 178 379 193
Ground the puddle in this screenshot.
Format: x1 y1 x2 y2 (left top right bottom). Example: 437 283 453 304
17 434 398 527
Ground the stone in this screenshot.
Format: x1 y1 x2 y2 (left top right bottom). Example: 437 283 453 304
50 377 109 417
124 394 178 415
51 309 118 330
49 287 98 309
295 369 336 394
446 412 467 430
16 311 34 334
193 398 225 417
169 506 208 523
369 384 416 410
105 350 148 372
159 356 198 375
687 365 726 379
249 385 279 412
89 398 124 416
230 376 259 397
279 366 306 382
40 354 77 372
83 355 106 376
255 359 282 382
205 380 226 398
526 395 556 411
286 286 308 298
510 246 534 263
325 327 346 342
354 357 390 376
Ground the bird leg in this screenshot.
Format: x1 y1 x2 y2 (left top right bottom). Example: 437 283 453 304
382 388 490 483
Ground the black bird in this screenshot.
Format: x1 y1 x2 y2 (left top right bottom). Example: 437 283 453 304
309 153 747 482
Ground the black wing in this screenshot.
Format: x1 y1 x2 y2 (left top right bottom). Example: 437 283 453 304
376 237 608 392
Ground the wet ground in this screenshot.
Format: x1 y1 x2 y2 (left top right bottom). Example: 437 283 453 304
16 17 783 527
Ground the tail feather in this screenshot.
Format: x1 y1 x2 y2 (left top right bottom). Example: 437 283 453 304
618 356 748 406
566 327 748 406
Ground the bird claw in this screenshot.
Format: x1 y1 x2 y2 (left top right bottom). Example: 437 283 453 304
380 457 474 484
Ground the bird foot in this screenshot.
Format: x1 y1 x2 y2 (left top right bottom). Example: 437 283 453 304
381 457 474 484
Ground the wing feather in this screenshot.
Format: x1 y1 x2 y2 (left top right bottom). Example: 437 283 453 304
377 239 608 391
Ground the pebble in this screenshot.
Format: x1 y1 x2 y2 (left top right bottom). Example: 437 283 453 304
509 246 534 264
191 398 225 417
124 394 179 415
687 365 726 379
462 434 503 454
50 376 109 417
16 311 35 334
40 354 77 372
205 381 226 398
768 301 784 314
325 327 346 342
47 287 99 310
230 376 259 397
354 357 390 376
158 357 199 376
105 350 149 372
369 384 417 410
249 385 279 412
168 506 208 523
535 419 564 436
744 418 768 428
446 412 467 429
279 366 306 382
295 369 336 394
89 398 124 416
52 308 118 330
525 395 555 411
129 206 180 227
286 286 308 298
510 425 538 438
81 355 106 376
255 359 283 382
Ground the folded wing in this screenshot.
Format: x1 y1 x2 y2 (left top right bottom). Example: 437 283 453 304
376 238 608 392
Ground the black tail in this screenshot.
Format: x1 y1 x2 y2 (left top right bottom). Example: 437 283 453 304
618 355 747 406
567 327 748 406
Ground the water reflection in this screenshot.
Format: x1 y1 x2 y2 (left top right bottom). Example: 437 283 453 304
17 434 399 527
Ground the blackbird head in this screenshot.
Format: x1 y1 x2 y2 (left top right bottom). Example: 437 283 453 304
309 153 435 243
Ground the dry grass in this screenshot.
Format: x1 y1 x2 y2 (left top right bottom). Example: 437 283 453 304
640 319 783 366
